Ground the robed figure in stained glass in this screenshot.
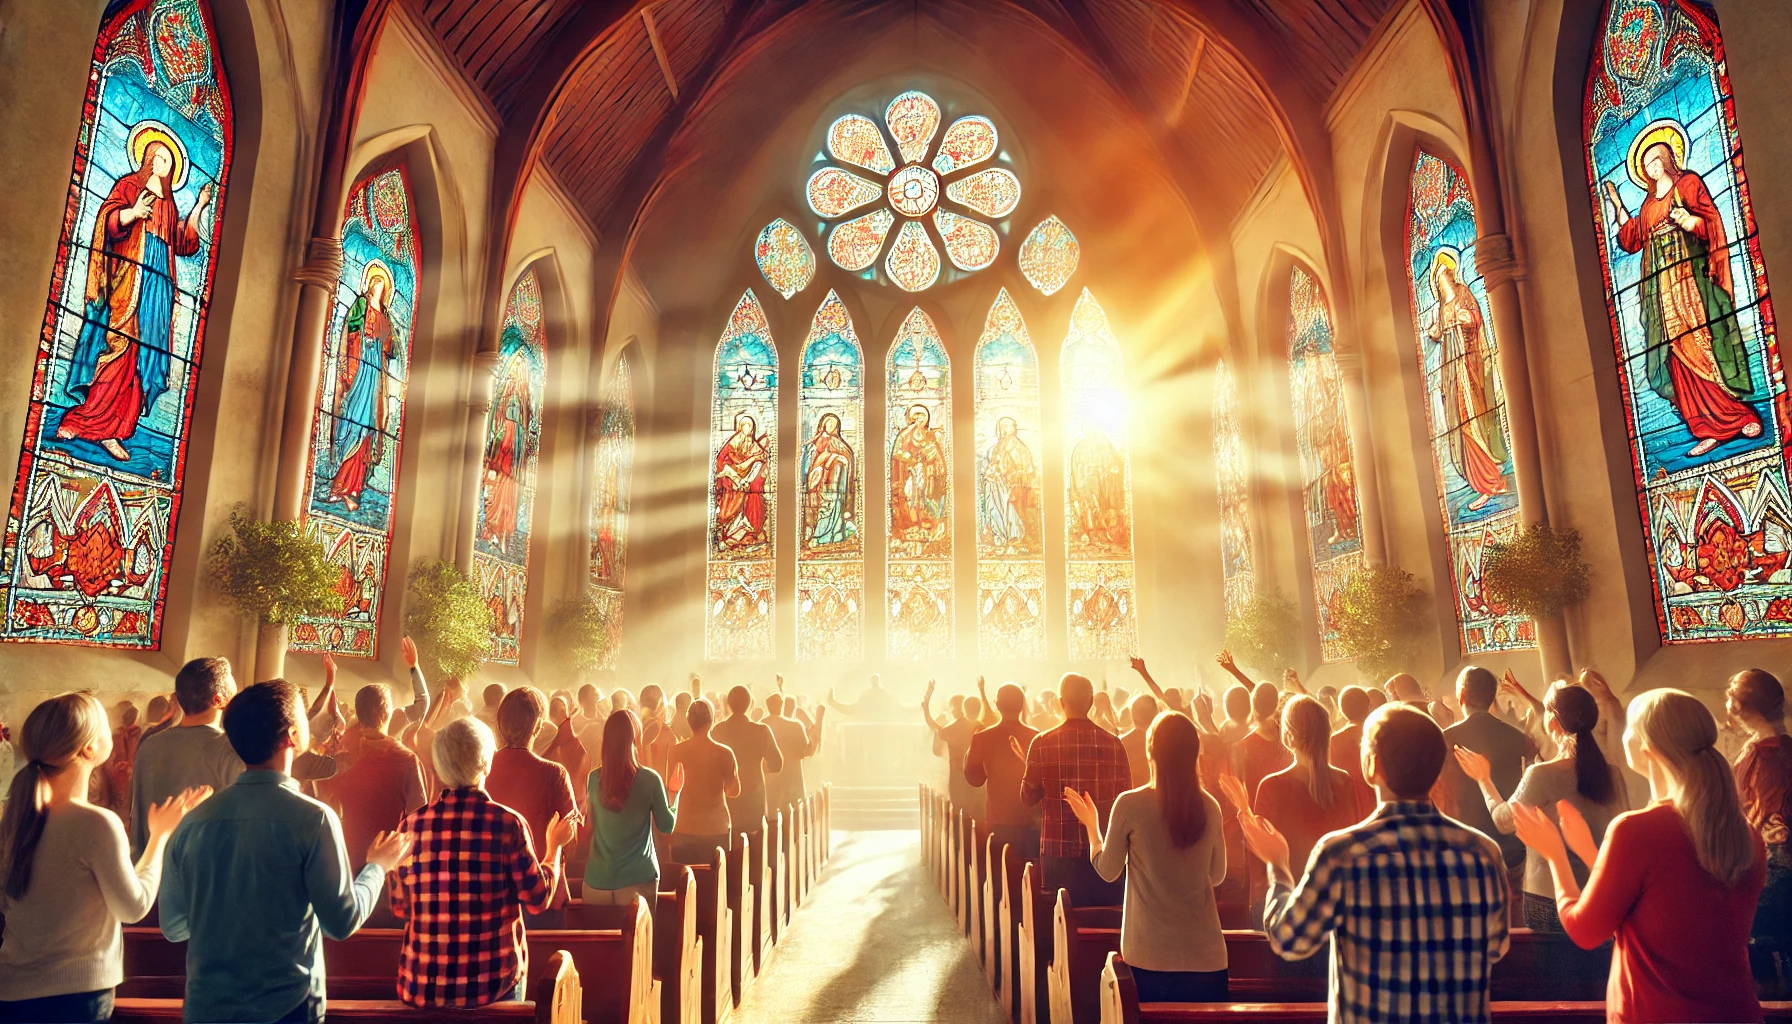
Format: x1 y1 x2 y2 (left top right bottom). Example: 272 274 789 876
1425 255 1510 509
480 354 532 548
1308 363 1359 545
714 412 770 552
802 413 857 549
980 416 1037 554
324 262 395 511
58 131 214 462
890 404 948 547
1602 125 1761 457
1069 427 1127 554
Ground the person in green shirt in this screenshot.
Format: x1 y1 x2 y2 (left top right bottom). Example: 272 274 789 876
583 709 684 905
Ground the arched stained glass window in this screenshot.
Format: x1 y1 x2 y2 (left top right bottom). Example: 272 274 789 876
2 0 232 647
975 289 1046 659
473 269 547 665
797 291 865 660
1286 266 1362 661
706 291 777 660
1214 360 1255 617
1406 151 1532 653
886 308 952 660
1061 290 1138 659
1585 0 1790 643
590 354 635 669
290 161 419 657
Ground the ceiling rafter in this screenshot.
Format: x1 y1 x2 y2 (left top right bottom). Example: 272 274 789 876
642 7 680 100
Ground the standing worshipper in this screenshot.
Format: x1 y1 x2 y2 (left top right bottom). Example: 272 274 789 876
484 687 579 910
128 658 240 857
1228 695 1372 879
1119 695 1158 787
331 680 427 873
1017 674 1130 908
923 684 982 818
964 682 1041 862
584 710 683 906
1328 686 1373 793
669 699 738 864
764 693 823 812
1727 668 1791 982
711 687 783 839
94 701 141 824
1439 666 1536 901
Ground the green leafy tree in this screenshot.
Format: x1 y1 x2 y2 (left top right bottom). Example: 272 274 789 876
542 594 614 686
1482 523 1591 619
1225 590 1301 678
1333 565 1430 683
207 506 340 626
403 559 494 681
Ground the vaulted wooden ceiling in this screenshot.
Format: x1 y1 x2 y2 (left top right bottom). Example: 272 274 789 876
399 0 1400 242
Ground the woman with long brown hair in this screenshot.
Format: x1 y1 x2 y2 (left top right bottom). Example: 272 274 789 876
0 692 207 1022
1229 695 1372 881
582 709 683 907
1066 711 1227 1002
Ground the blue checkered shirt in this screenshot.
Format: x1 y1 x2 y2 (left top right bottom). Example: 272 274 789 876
1262 800 1509 1024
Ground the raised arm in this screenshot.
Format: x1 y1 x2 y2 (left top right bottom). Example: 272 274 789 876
391 636 431 727
1128 655 1168 702
1215 650 1255 690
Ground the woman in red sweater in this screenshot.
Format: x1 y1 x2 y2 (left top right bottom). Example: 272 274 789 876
1223 695 1372 876
1512 688 1765 1023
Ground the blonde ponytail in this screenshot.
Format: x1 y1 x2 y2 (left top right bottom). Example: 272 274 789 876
1629 689 1757 887
0 692 106 899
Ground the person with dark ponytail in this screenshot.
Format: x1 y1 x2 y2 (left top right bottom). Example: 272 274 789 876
1455 680 1627 933
0 692 208 1022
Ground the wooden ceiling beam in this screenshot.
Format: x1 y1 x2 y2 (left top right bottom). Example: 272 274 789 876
642 6 679 100
1166 32 1206 126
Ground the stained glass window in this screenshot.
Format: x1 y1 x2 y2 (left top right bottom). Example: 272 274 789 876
707 291 777 660
1214 360 1255 618
1062 290 1138 659
1405 151 1533 653
289 161 419 658
472 269 547 665
974 289 1047 659
1585 0 1791 642
590 354 634 669
886 308 953 661
1286 266 1362 661
754 218 814 299
1 0 232 647
1019 216 1079 296
797 291 864 660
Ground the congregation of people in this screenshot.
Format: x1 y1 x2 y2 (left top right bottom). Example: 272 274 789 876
922 656 1791 1023
0 650 825 1023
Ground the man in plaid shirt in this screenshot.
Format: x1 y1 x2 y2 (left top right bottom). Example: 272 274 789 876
390 716 576 1008
1237 703 1509 1024
1017 673 1130 907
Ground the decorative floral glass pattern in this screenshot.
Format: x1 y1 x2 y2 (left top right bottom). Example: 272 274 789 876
707 291 777 660
754 218 814 299
290 162 419 658
828 209 894 272
945 168 1022 219
1019 215 1080 296
807 167 882 219
1406 150 1532 654
885 91 941 164
590 355 634 669
797 291 865 660
472 269 547 665
1062 291 1138 659
1214 360 1255 619
1 0 232 647
1287 265 1362 661
932 116 998 175
975 290 1047 660
1585 0 1791 642
828 113 895 175
934 210 998 272
887 308 953 661
885 220 941 292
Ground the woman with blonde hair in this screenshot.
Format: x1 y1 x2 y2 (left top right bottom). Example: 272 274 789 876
1226 695 1372 877
0 692 207 1022
1513 688 1765 1022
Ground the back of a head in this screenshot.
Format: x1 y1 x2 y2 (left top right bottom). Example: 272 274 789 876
1130 694 1158 728
482 683 505 709
174 657 233 715
996 683 1025 717
1364 703 1446 799
1282 695 1336 806
354 684 391 730
599 709 642 811
1058 674 1095 717
727 686 751 716
1147 712 1208 848
1457 666 1498 711
147 695 169 722
766 693 783 716
1386 673 1423 703
640 684 665 712
497 686 546 749
1250 681 1279 723
965 697 983 721
0 692 107 899
1728 668 1786 725
688 697 715 733
675 692 693 714
1546 682 1613 805
1366 687 1389 710
1629 688 1756 886
223 680 303 767
119 702 140 728
611 688 632 712
434 716 495 789
1223 684 1251 723
549 694 570 723
1338 685 1371 725
578 683 600 715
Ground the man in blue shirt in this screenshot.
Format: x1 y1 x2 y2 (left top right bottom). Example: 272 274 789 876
161 680 411 1023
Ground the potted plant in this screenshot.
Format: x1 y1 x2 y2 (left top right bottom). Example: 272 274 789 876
1332 565 1430 683
207 505 340 627
1481 523 1591 620
1224 590 1302 679
402 559 494 683
541 593 615 686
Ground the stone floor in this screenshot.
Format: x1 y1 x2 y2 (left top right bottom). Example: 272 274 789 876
732 830 1010 1024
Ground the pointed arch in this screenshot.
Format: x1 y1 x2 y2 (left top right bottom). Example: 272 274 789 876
1061 290 1138 660
886 307 953 661
472 266 549 664
289 157 422 658
589 342 637 669
796 290 865 662
1214 359 1255 617
974 289 1047 660
706 290 777 661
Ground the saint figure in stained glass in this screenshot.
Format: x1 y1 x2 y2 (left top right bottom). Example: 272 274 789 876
1287 266 1362 660
716 412 772 553
1061 290 1138 660
975 290 1046 660
1214 360 1255 617
797 291 865 661
887 308 953 661
982 417 1036 554
801 414 857 550
707 291 777 660
1424 254 1509 509
590 355 634 668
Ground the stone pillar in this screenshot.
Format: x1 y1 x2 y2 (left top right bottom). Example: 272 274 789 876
456 350 499 572
1332 348 1387 565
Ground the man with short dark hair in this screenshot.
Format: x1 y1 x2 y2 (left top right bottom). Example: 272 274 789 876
1439 665 1537 903
161 681 411 1023
330 653 427 871
1238 703 1509 1023
1018 673 1130 907
764 691 824 812
128 657 242 856
711 685 784 834
475 683 505 731
965 681 1039 861
1330 685 1373 791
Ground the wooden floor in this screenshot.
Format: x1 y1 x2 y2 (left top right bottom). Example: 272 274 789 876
734 830 1008 1024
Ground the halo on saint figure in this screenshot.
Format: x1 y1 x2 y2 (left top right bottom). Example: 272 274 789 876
128 120 189 190
1428 246 1462 287
360 259 394 307
1626 118 1689 189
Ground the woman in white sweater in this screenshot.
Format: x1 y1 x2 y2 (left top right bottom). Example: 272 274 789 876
0 691 207 1022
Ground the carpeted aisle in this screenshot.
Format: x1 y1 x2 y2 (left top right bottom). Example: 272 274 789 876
731 830 1009 1024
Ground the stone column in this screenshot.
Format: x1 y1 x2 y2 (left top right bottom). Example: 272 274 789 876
455 350 499 572
1332 348 1387 565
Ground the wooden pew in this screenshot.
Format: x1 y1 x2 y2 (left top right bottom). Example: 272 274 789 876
982 832 1001 992
571 871 699 1024
746 816 774 973
968 819 988 958
725 831 757 998
682 849 734 1024
1049 893 1119 1024
997 844 1026 1022
766 811 784 948
1017 862 1053 1024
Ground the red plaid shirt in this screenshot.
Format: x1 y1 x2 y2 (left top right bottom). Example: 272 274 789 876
390 788 557 1007
1020 718 1131 857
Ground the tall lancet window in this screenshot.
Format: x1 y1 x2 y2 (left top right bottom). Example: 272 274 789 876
1406 150 1531 653
473 269 547 664
1214 359 1255 618
974 290 1046 659
3 0 233 647
1286 265 1361 660
1061 290 1138 659
706 291 777 660
1585 0 1790 643
797 291 865 660
886 308 953 660
291 161 420 657
590 354 635 668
